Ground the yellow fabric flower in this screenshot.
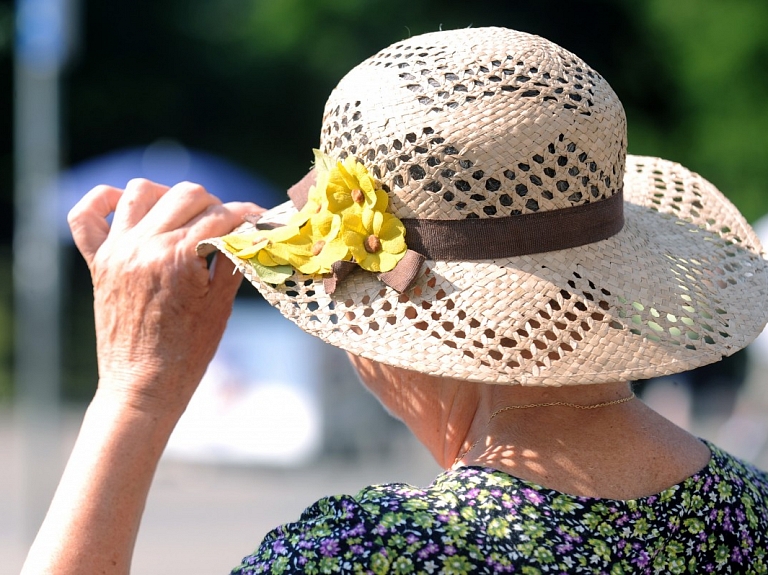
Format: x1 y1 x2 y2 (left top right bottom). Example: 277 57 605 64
325 154 389 216
343 205 407 273
288 169 331 228
267 209 349 274
220 225 299 260
220 150 408 287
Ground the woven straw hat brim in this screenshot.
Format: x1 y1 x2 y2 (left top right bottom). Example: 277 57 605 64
200 154 768 386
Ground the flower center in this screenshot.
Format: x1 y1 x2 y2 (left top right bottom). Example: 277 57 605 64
364 234 381 253
350 188 365 204
311 240 326 256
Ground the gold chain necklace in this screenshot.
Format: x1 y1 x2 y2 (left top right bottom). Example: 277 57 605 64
452 392 636 467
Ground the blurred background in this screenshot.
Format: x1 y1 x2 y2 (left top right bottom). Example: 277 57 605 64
1 0 768 573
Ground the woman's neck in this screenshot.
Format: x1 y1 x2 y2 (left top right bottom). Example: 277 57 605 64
452 381 634 468
347 355 711 499
453 382 710 499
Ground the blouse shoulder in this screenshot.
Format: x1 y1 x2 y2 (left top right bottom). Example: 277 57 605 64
232 446 768 574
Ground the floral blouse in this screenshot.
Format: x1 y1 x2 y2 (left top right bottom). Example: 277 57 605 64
232 442 768 574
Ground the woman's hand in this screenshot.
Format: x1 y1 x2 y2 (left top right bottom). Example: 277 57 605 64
68 178 261 417
21 180 262 575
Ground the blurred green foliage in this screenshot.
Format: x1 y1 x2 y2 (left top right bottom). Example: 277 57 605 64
634 0 768 221
0 0 766 400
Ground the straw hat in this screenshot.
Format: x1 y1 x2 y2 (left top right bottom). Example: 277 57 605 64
199 27 768 386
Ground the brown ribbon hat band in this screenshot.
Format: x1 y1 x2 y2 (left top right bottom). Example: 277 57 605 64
282 169 625 294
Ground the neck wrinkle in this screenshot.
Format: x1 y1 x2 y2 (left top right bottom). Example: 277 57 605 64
440 387 480 471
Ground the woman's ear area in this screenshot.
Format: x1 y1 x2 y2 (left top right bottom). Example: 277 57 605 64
346 352 387 393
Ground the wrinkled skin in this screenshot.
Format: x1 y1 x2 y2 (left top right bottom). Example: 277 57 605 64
69 179 261 416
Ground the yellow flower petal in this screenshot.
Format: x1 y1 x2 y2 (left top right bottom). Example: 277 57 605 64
265 224 302 243
356 251 381 273
378 216 407 253
221 232 261 252
372 210 384 234
234 236 269 259
373 189 389 212
342 212 367 236
377 250 405 273
361 207 376 232
310 238 350 274
257 250 280 267
312 149 334 173
344 157 375 194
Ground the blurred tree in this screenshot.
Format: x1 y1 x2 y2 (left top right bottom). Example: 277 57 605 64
632 0 768 222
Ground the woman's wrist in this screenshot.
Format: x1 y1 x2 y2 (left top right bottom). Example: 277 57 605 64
91 379 187 437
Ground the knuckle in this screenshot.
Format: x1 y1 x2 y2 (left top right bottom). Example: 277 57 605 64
173 181 211 198
66 204 83 226
67 185 114 224
125 177 154 190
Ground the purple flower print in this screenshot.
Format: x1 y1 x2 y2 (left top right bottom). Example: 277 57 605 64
347 522 366 537
418 542 439 559
633 550 650 568
319 539 340 557
523 488 544 505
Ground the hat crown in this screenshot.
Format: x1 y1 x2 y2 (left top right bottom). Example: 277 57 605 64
320 27 627 221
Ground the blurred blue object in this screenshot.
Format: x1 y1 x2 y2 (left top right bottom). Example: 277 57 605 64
56 139 282 240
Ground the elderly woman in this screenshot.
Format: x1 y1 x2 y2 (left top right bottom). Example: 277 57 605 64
23 28 768 574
